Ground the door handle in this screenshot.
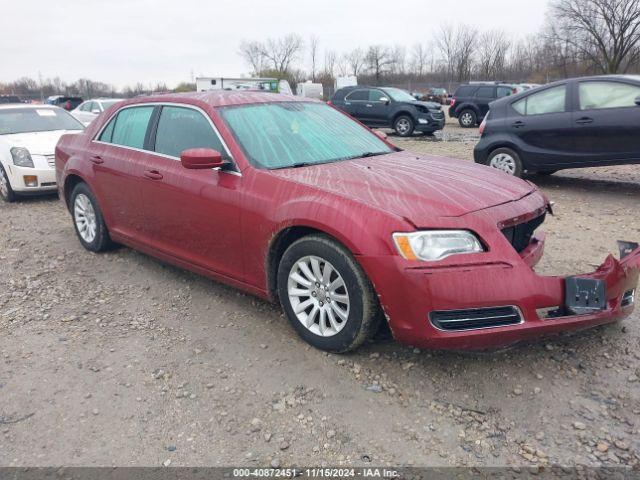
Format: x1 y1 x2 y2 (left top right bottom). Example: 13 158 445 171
89 155 104 164
143 170 163 180
576 117 594 125
511 121 526 128
365 104 373 107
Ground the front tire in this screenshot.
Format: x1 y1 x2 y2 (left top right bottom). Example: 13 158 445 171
393 115 415 137
277 234 381 353
70 183 113 252
487 147 524 177
0 164 16 203
458 110 477 128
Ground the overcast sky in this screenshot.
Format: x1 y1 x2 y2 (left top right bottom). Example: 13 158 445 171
0 0 548 89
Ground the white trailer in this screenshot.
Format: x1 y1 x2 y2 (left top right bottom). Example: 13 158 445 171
296 82 324 100
196 77 292 94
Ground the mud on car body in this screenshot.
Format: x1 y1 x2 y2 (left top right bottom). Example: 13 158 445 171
55 91 640 352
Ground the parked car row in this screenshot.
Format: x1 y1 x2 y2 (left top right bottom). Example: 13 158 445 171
2 84 638 354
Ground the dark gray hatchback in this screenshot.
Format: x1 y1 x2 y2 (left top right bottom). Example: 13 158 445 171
473 75 640 178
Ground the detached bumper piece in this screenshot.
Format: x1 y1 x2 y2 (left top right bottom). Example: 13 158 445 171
430 306 522 331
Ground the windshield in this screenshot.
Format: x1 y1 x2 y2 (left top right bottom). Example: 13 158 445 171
384 88 417 102
0 107 84 135
219 102 394 169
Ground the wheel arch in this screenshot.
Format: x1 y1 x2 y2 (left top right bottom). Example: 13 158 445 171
266 225 362 302
62 173 87 211
391 110 416 124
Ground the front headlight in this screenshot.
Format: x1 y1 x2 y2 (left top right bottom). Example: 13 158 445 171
393 230 484 261
10 147 34 168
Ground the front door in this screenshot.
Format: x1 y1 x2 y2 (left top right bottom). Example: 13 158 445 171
135 105 244 278
572 79 640 163
358 89 392 127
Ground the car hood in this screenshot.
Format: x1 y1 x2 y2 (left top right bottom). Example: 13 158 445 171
412 100 441 110
269 151 537 223
0 130 79 155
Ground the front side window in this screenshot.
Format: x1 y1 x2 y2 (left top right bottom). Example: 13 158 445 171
80 102 91 112
219 102 394 170
345 90 369 101
512 85 566 116
579 81 640 110
0 107 84 135
102 106 154 149
369 90 387 102
154 106 227 158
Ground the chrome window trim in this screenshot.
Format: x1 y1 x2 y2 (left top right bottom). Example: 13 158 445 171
91 102 241 175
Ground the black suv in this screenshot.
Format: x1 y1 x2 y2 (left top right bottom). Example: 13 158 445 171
330 86 445 136
474 75 640 177
449 83 516 128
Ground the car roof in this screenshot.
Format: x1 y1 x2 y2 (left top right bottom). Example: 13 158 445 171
119 91 316 109
0 103 59 111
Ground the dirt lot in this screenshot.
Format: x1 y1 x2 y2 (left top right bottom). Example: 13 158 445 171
1 121 639 469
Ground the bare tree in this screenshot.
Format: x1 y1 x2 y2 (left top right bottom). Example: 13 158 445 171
434 24 478 85
239 41 267 75
260 34 304 74
323 50 337 78
309 35 320 81
477 30 511 79
336 54 351 77
548 0 640 73
366 45 396 83
410 43 430 76
346 48 366 77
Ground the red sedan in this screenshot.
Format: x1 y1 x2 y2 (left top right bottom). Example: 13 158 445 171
55 92 639 352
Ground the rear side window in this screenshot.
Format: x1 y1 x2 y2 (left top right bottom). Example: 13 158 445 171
476 86 495 98
346 90 369 101
454 86 475 97
100 106 154 148
512 86 566 116
154 106 227 158
579 81 640 110
497 86 513 98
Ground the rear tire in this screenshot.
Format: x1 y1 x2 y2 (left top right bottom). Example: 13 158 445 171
458 110 477 128
0 164 16 203
393 115 415 137
487 147 524 177
277 234 381 353
70 183 114 252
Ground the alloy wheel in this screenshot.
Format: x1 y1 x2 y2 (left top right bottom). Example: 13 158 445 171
0 170 9 199
396 118 411 135
489 153 517 175
74 193 97 243
287 255 350 337
461 112 474 127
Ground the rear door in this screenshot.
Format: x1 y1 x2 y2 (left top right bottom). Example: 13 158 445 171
91 105 156 238
572 79 640 163
474 86 496 118
136 104 244 278
507 83 575 169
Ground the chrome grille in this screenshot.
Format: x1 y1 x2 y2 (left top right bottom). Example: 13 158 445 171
45 154 55 168
622 290 635 308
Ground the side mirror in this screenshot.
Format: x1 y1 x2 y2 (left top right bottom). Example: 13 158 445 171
635 96 640 106
91 109 101 114
180 148 225 169
373 130 388 140
379 96 390 105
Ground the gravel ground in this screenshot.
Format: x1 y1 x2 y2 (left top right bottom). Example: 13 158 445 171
1 122 639 469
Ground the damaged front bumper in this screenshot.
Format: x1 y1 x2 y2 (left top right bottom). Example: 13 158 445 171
359 234 640 350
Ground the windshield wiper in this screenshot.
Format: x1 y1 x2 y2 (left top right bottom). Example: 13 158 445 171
342 151 389 161
274 162 316 170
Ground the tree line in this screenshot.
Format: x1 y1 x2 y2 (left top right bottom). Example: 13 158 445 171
2 0 639 98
